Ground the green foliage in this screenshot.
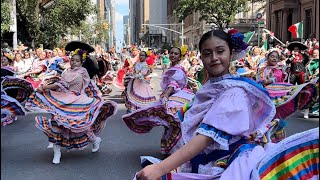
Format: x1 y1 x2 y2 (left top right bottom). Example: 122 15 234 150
175 0 248 28
93 20 109 45
16 0 95 48
1 0 13 34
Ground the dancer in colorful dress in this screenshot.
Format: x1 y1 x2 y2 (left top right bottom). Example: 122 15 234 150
25 49 117 164
1 88 26 126
256 49 318 120
134 29 278 180
124 51 157 113
1 56 31 126
256 49 288 86
115 47 139 90
123 47 195 155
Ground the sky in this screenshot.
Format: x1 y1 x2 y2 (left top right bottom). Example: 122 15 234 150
115 0 129 51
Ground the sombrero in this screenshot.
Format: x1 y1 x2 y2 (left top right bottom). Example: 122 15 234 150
65 41 98 79
65 41 95 53
287 41 308 51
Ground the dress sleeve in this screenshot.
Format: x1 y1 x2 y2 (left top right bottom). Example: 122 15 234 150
196 87 250 149
162 68 187 91
54 80 70 92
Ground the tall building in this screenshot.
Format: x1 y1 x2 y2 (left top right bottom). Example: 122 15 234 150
141 0 167 48
111 0 116 48
104 0 112 49
167 0 181 46
266 0 319 41
129 0 174 48
123 15 130 46
129 0 139 45
129 0 136 45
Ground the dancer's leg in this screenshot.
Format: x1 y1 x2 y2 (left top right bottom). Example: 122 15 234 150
87 130 101 153
52 144 61 164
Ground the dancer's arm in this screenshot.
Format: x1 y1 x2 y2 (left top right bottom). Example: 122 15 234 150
37 84 59 93
136 134 213 180
160 87 174 99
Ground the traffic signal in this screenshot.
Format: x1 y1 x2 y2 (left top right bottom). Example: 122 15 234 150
102 22 109 30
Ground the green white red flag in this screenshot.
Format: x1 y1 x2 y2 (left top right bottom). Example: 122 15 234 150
288 22 303 38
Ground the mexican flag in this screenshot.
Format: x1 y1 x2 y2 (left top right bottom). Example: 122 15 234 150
288 22 303 38
244 31 255 43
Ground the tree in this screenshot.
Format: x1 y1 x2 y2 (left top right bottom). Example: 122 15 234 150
16 0 95 48
1 0 13 35
175 0 248 29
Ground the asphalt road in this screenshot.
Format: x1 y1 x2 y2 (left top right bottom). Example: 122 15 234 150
1 69 319 180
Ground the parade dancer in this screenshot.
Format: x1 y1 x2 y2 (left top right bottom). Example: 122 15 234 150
25 49 117 164
124 51 157 113
1 56 32 126
134 29 278 180
256 49 318 120
256 49 288 86
1 88 26 126
115 47 139 90
122 47 194 155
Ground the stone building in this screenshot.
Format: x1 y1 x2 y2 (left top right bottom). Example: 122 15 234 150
266 0 319 41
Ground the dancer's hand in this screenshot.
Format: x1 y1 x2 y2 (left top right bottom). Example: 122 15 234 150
136 164 164 180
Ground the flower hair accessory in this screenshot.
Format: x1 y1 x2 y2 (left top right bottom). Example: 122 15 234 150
224 28 248 52
180 45 188 56
73 48 87 60
224 28 249 60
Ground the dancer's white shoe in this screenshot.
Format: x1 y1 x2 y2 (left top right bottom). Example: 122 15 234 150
92 137 101 153
52 145 61 164
47 142 54 149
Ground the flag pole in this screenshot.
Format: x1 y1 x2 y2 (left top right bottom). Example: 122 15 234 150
248 31 255 43
268 33 286 46
301 21 303 42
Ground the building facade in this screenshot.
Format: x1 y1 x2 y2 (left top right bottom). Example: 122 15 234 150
167 0 181 47
123 15 130 46
129 0 140 45
167 0 267 49
103 0 112 49
266 0 319 41
142 0 167 48
111 0 116 48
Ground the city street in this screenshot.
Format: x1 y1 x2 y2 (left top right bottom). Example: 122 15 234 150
1 69 319 180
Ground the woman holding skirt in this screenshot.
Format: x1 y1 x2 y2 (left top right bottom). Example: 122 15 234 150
25 49 117 164
122 47 194 155
124 51 157 113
